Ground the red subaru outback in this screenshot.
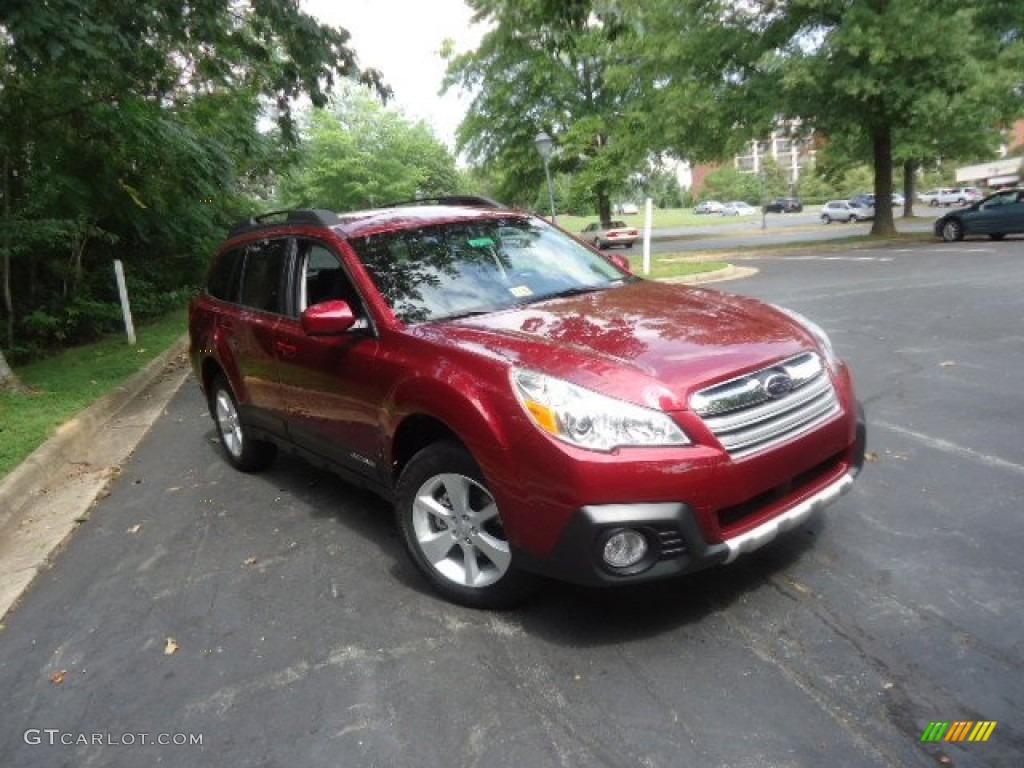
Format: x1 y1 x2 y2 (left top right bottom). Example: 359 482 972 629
189 199 866 607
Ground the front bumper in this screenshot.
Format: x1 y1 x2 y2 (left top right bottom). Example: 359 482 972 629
512 401 867 587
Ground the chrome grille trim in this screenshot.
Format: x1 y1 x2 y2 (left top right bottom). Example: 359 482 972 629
692 352 841 458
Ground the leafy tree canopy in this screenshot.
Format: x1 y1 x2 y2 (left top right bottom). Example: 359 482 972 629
275 86 460 210
0 1 385 382
620 0 1024 233
444 0 651 224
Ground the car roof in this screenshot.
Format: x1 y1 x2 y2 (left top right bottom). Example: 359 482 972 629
226 197 529 242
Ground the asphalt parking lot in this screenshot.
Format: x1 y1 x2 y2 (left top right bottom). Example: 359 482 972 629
0 237 1021 767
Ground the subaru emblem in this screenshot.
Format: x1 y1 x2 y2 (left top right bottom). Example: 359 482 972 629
762 373 793 399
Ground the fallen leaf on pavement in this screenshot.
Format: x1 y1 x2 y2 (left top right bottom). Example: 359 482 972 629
50 669 67 684
164 638 179 655
126 524 142 534
243 556 257 566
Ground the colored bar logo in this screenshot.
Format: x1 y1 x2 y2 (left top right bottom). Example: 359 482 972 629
921 721 997 742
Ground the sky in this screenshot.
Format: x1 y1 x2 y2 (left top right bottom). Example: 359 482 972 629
300 0 485 153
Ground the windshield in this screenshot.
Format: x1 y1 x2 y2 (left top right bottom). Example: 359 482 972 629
350 216 629 323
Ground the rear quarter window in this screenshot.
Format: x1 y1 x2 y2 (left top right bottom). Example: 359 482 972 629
205 247 244 302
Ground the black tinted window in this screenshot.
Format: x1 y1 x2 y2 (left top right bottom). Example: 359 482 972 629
206 247 243 302
239 239 288 314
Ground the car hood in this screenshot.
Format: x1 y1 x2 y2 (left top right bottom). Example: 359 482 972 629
413 280 817 411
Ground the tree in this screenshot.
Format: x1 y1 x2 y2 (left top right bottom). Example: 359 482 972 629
443 0 650 225
276 88 459 210
622 0 1024 235
0 1 385 388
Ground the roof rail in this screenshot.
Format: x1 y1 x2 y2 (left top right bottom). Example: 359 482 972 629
227 208 343 237
380 195 505 209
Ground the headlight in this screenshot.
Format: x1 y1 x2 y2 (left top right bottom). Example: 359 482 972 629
773 305 839 366
512 369 689 452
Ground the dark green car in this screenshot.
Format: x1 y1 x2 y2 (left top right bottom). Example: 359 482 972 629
934 188 1024 242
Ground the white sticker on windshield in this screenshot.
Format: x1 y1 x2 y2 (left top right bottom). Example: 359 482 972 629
509 285 533 298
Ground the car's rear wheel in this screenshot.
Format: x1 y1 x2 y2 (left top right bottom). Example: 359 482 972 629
990 233 1006 241
210 375 276 472
930 199 939 207
396 441 538 608
941 219 965 243
822 215 832 224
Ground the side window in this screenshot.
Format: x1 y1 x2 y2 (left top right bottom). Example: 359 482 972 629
206 247 244 302
239 238 288 314
298 241 364 319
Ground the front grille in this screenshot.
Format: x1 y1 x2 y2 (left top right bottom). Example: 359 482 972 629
691 352 840 459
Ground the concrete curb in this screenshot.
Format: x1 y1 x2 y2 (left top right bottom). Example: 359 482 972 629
658 264 760 285
0 335 190 535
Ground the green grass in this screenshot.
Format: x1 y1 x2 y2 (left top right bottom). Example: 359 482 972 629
0 310 188 479
629 253 730 281
557 207 740 233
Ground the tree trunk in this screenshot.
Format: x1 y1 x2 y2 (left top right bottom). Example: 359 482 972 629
903 159 919 218
1 152 27 393
0 347 27 393
597 188 612 227
870 124 896 236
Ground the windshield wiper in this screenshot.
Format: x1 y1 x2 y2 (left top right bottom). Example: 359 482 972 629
538 283 617 301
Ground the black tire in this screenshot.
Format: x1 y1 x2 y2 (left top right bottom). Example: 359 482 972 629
625 242 634 249
395 440 538 609
930 199 939 207
990 233 1006 241
822 215 832 224
209 375 276 472
940 219 965 243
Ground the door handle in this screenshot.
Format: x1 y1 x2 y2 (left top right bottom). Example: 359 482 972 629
275 341 298 358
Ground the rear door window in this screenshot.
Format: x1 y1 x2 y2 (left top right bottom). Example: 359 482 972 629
239 238 289 314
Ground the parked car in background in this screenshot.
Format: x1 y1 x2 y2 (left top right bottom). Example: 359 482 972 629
850 193 875 209
891 191 906 207
721 201 757 216
615 202 640 215
820 200 874 223
581 220 640 249
189 197 866 607
763 197 804 213
919 187 982 207
694 200 724 215
934 188 1024 242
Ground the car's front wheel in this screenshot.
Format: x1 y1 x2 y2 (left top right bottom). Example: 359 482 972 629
941 219 965 243
396 441 538 608
990 233 1006 241
210 375 276 472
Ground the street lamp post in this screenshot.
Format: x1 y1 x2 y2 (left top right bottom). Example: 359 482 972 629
534 131 556 224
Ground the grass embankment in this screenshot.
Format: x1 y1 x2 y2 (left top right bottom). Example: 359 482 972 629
0 310 188 479
557 208 738 233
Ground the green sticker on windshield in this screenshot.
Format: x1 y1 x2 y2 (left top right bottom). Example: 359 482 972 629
467 237 495 247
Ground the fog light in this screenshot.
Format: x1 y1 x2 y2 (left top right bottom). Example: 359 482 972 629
602 529 649 569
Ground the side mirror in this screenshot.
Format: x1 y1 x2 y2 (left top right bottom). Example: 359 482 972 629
301 300 356 336
607 252 633 274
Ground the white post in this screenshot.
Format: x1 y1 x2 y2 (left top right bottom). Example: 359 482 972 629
642 197 653 276
113 259 136 345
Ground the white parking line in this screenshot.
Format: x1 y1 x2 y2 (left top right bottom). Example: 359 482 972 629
874 421 1024 477
776 255 894 262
